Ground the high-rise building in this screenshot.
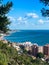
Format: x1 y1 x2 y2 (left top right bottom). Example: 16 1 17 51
31 45 38 56
43 44 49 56
38 46 43 53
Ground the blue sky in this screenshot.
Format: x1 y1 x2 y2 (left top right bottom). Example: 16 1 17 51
3 0 49 30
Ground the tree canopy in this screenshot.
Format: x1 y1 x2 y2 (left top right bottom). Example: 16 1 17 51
0 0 13 33
40 0 49 17
0 41 49 65
36 52 44 58
40 0 49 6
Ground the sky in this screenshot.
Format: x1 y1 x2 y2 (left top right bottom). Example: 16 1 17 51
3 0 49 30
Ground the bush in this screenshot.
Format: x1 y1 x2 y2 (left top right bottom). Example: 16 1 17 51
36 52 44 58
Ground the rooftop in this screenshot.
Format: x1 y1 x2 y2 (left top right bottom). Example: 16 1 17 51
45 44 49 47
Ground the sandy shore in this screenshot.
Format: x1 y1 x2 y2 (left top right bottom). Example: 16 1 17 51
0 34 7 40
0 36 3 40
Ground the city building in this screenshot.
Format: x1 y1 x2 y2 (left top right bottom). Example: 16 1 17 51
23 42 32 47
23 42 32 51
31 45 38 56
38 46 43 53
43 44 49 56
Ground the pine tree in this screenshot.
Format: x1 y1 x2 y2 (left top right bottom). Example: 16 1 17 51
40 0 49 17
0 0 13 33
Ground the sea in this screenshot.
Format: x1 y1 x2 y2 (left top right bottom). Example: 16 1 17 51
4 30 49 46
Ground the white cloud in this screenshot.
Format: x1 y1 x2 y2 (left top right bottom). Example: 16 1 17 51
45 17 49 22
24 21 28 24
17 16 28 25
23 17 27 20
26 13 39 18
38 19 44 24
17 17 22 21
17 16 27 21
17 20 28 25
46 20 49 22
27 13 33 16
17 13 39 25
46 17 49 19
8 16 16 22
17 13 39 23
38 19 49 24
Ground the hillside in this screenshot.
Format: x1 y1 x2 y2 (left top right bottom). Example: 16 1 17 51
0 41 49 65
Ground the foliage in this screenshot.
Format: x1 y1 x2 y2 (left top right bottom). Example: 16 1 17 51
40 0 49 17
0 0 13 33
36 52 44 58
0 41 49 65
40 0 49 6
0 52 8 65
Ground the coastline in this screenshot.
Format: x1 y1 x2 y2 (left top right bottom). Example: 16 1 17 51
1 30 49 46
0 30 15 41
1 32 49 58
0 33 9 41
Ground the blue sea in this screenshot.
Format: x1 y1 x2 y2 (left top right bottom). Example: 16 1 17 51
4 30 49 46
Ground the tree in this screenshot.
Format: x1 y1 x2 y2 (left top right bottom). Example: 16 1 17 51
0 52 8 65
0 0 13 33
40 0 49 17
40 0 49 6
36 52 44 58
